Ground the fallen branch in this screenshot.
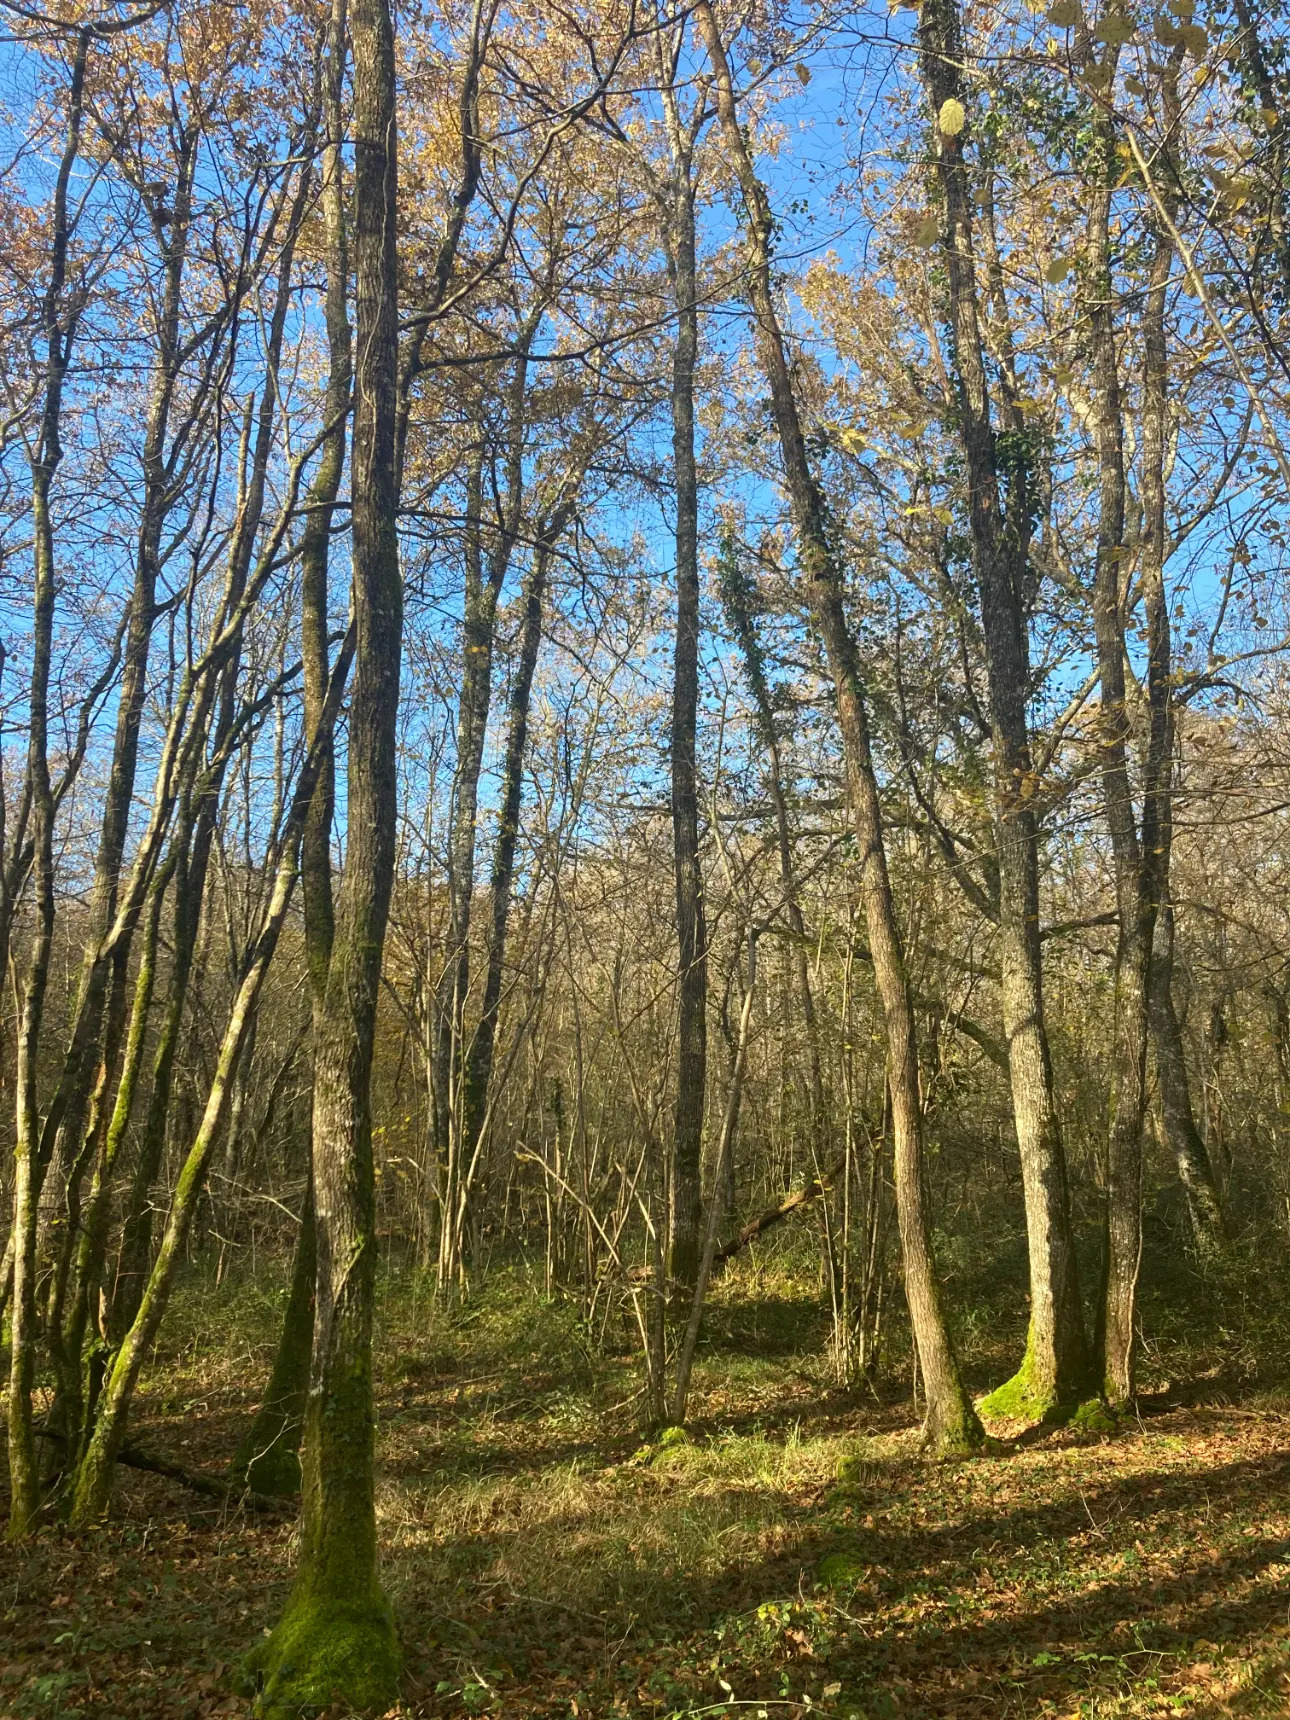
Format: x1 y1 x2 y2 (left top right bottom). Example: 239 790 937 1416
35 1428 293 1512
712 1150 848 1269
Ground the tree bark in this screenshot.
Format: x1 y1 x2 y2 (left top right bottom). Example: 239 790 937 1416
695 0 980 1455
1136 50 1227 1259
918 0 1088 1419
662 136 707 1299
1082 87 1153 1407
245 0 403 1704
7 30 88 1539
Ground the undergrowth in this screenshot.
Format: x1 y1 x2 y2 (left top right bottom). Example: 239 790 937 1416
4 1231 1290 1718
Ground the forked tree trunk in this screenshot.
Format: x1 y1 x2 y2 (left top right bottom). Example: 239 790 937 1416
695 0 980 1456
245 0 403 1705
918 0 1088 1420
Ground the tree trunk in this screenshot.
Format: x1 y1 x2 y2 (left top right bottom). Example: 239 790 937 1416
696 0 980 1455
663 159 707 1298
232 1182 317 1496
1136 50 1226 1260
1083 103 1153 1407
460 504 573 1168
7 30 88 1539
235 0 353 1500
918 0 1088 1419
245 0 402 1704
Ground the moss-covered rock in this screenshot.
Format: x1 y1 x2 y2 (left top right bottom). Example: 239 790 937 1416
238 1589 399 1718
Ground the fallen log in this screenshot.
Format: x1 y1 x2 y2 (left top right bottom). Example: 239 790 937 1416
35 1428 294 1511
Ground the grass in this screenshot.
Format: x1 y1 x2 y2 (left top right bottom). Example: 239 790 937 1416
4 1236 1290 1718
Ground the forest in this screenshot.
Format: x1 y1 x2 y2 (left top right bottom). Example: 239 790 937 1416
2 0 1290 1713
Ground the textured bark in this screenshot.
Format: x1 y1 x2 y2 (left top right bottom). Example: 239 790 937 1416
246 0 402 1703
460 505 573 1167
661 129 707 1298
919 0 1088 1416
1136 53 1227 1259
235 0 352 1500
232 1183 317 1496
696 0 980 1454
7 31 88 1539
1083 102 1153 1406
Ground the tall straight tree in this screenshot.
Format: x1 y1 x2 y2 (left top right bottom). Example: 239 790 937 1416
234 0 354 1495
918 0 1090 1420
247 0 402 1703
656 19 708 1298
694 0 981 1456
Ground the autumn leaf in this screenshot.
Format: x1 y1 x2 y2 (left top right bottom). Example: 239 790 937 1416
938 97 966 136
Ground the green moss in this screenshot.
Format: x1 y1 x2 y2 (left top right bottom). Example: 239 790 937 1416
1070 1397 1118 1437
238 1443 302 1498
239 1589 399 1718
979 1366 1056 1426
658 1424 689 1449
817 1551 868 1588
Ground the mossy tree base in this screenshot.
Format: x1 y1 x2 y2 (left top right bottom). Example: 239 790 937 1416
235 1444 303 1498
979 1359 1072 1431
238 1590 399 1719
921 1392 987 1461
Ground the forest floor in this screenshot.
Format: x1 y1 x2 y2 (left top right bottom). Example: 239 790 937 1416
4 1244 1290 1720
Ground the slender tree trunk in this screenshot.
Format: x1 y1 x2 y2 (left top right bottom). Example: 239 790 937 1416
1083 106 1153 1407
695 0 980 1454
67 637 355 1526
35 126 199 1263
234 0 352 1498
1136 51 1227 1259
663 163 707 1298
8 31 88 1539
918 0 1088 1418
460 505 572 1161
246 0 402 1703
716 533 824 1125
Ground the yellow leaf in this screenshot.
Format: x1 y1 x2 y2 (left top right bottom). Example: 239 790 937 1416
913 213 940 246
1095 10 1135 44
1045 257 1071 283
795 62 812 85
1180 22 1209 54
1047 0 1080 24
938 97 966 136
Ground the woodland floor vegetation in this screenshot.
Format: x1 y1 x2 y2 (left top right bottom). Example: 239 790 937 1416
6 1235 1290 1720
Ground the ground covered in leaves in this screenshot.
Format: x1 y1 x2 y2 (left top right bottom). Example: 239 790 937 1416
4 1244 1290 1719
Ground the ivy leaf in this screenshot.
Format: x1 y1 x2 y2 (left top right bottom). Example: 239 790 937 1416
938 97 966 135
